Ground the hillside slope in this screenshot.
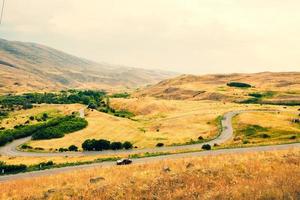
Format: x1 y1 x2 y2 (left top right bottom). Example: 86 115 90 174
0 38 176 93
135 72 300 103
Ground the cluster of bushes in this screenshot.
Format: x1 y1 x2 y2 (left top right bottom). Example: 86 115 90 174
59 145 79 152
110 92 130 98
32 116 88 140
0 115 88 146
82 139 133 151
0 161 27 174
0 90 135 119
0 111 8 118
240 91 276 104
0 90 106 109
227 82 252 88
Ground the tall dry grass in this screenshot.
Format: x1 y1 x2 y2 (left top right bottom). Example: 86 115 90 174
0 149 299 200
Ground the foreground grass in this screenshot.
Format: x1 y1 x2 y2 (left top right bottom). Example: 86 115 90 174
0 149 299 200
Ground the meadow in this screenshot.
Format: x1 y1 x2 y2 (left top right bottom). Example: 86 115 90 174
27 98 297 150
0 149 299 200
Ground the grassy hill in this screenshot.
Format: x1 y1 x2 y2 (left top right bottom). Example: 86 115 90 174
135 72 300 104
0 38 177 93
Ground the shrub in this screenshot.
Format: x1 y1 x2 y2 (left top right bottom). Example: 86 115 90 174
110 142 123 150
156 143 164 147
95 139 111 151
82 139 96 151
201 144 211 150
259 133 271 138
289 135 297 139
68 145 78 151
198 136 204 140
21 144 32 149
227 82 252 88
29 116 35 121
0 161 27 174
59 148 68 152
123 141 133 150
32 116 88 140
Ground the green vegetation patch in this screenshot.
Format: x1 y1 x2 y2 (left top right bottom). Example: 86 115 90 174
0 115 87 146
110 92 130 98
32 116 88 140
227 82 252 88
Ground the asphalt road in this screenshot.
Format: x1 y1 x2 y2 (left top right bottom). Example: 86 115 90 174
0 110 242 157
0 143 299 182
0 109 299 182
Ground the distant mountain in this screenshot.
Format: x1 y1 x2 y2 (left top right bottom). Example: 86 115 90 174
0 38 177 93
135 72 300 103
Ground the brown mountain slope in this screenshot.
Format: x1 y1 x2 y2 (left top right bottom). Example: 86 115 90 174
135 72 300 103
0 38 177 93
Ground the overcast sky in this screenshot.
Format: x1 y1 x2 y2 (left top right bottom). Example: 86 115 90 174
1 0 300 74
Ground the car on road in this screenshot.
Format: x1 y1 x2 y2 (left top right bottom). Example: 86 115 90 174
116 158 132 165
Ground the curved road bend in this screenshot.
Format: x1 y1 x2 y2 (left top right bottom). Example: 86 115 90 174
0 110 242 157
0 110 293 157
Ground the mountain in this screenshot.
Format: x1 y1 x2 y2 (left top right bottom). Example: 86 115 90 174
135 72 300 104
0 38 177 93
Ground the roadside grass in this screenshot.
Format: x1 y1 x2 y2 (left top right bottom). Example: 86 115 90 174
227 111 300 146
1 149 299 200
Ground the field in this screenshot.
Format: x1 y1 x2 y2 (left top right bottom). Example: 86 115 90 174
0 104 84 129
227 111 300 147
26 98 297 150
0 149 299 200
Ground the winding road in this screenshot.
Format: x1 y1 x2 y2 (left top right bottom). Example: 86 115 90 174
0 110 240 157
0 110 299 181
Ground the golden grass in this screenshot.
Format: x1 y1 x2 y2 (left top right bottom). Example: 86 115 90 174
27 98 295 150
1 149 299 200
0 104 84 129
135 72 300 102
226 111 300 146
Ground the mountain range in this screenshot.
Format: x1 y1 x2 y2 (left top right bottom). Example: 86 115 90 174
0 38 177 93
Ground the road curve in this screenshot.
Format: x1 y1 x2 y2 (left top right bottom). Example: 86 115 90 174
0 110 242 157
0 143 299 182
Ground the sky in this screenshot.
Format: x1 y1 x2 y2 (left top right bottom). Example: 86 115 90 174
1 0 300 74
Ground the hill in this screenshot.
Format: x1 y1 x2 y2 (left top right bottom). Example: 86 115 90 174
135 72 300 104
0 38 177 93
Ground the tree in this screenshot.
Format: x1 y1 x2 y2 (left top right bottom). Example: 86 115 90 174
123 141 133 150
110 142 123 150
156 143 164 147
202 144 211 150
95 139 110 151
68 145 78 151
82 139 96 151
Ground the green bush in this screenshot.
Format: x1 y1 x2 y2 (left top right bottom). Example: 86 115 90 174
0 161 27 174
201 144 211 150
68 145 78 151
32 116 88 140
0 115 87 146
123 141 133 150
110 142 123 150
156 143 164 147
227 82 252 88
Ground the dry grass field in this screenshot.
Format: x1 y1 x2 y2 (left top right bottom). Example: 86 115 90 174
0 104 84 129
135 72 300 103
27 98 295 150
227 111 300 147
0 149 299 200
